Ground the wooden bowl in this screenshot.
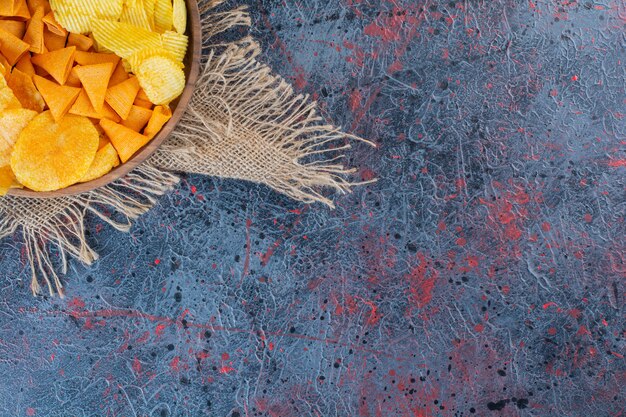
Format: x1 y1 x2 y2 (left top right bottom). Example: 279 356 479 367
9 0 201 198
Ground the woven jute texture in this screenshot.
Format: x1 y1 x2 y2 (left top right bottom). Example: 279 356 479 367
0 1 373 296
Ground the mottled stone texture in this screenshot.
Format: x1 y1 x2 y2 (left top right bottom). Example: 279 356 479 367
0 0 624 416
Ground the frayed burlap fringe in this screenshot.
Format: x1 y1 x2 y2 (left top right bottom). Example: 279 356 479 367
0 1 374 296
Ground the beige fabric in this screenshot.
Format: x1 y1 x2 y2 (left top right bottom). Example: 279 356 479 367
0 1 374 296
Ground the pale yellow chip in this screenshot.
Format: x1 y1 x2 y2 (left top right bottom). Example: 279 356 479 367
10 111 99 191
153 0 172 33
172 0 186 34
161 31 188 62
49 0 124 33
142 0 157 29
91 19 162 58
79 142 120 182
0 109 38 166
120 1 152 31
135 55 184 105
126 46 181 73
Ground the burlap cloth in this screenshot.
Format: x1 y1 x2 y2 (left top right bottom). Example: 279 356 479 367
0 1 373 296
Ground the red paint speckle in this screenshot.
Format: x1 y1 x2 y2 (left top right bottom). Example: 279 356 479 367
26 408 35 416
583 213 592 223
348 89 362 112
132 357 142 374
154 259 160 265
548 327 557 335
221 352 230 360
474 323 485 332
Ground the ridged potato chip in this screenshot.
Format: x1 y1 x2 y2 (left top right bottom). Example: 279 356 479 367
161 30 188 62
49 0 123 34
125 47 180 73
10 111 99 191
136 55 184 105
120 1 151 31
91 19 162 58
172 0 186 34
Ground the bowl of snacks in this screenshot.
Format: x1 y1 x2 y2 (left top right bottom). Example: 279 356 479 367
0 0 201 197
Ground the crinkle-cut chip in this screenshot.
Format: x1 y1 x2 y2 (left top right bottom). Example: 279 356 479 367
15 53 35 77
161 31 187 62
0 166 15 196
100 118 150 163
11 111 99 191
0 55 10 76
67 33 93 52
6 68 45 112
42 11 67 36
143 104 171 139
0 108 38 166
91 19 162 58
33 75 81 121
172 0 186 34
120 1 151 30
43 28 67 51
105 76 140 120
23 6 45 54
49 0 123 34
73 63 114 112
153 0 173 33
31 46 75 84
74 51 120 67
121 104 152 132
125 46 180 73
108 61 129 87
69 89 120 122
79 142 119 183
0 20 26 38
0 28 30 65
142 0 157 29
136 55 184 105
0 76 23 111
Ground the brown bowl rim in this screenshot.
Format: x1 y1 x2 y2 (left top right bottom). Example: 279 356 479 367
8 0 201 199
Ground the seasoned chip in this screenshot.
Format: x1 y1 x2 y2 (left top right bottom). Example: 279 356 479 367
0 20 26 38
121 104 152 132
91 19 162 58
100 118 149 163
79 142 120 182
11 111 99 191
6 68 45 112
67 33 94 51
0 166 16 196
0 108 38 166
13 0 31 20
15 53 36 78
23 6 45 53
69 89 121 122
0 75 23 111
105 75 140 120
42 10 67 36
31 46 75 84
144 104 171 139
74 50 120 67
33 74 81 121
43 27 68 51
172 0 186 34
136 55 184 105
0 28 30 65
108 61 130 87
73 62 114 112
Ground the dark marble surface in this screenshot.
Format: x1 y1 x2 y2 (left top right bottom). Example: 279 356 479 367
0 0 624 416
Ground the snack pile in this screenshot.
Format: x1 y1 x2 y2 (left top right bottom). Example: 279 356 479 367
0 0 188 194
